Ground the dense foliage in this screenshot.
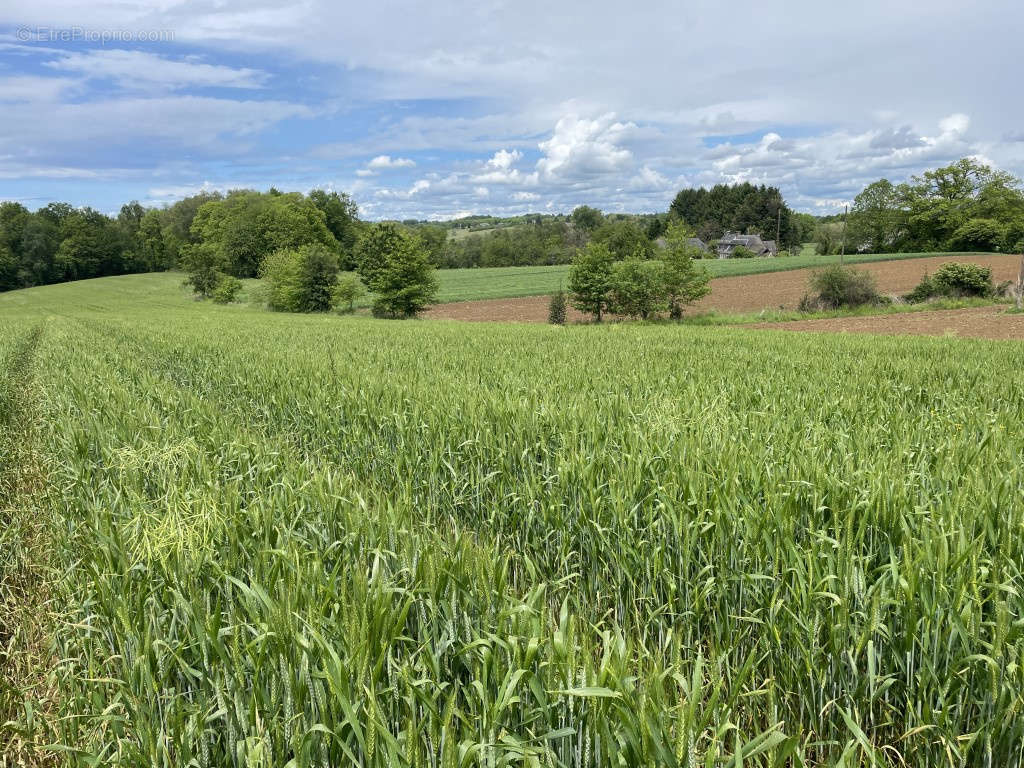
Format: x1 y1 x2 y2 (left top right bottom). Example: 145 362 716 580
806 265 882 309
848 158 1024 253
567 241 615 321
547 288 567 324
668 182 806 246
569 226 710 321
259 243 340 312
0 200 184 292
905 261 995 303
1 275 1022 766
355 222 438 317
435 217 586 268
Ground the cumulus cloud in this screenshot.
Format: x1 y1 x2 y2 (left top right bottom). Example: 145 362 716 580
367 154 417 170
486 149 522 170
536 114 635 181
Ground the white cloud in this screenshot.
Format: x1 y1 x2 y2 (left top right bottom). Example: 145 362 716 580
536 114 635 181
43 50 268 90
367 154 416 170
939 113 970 135
628 165 670 190
486 149 522 170
0 74 78 102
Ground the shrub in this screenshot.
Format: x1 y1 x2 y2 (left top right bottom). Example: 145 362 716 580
259 248 303 311
547 289 567 325
609 257 666 320
210 273 242 304
332 274 365 314
731 245 756 259
905 262 993 302
797 293 820 313
260 243 340 312
808 265 880 309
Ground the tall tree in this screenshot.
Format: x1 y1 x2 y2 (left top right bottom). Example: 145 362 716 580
308 189 360 267
355 223 438 318
567 242 615 322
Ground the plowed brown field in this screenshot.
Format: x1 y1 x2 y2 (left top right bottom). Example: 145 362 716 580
425 253 1022 325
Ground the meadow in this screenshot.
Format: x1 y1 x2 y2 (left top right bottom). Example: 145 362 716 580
1 274 1022 767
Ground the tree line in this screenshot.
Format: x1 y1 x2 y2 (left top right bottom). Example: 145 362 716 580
820 157 1024 255
668 182 811 247
8 159 1017 301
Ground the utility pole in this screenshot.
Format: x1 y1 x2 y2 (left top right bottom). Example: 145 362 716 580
840 204 848 266
776 207 781 255
1016 252 1024 311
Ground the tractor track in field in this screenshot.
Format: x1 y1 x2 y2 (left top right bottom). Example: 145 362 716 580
425 253 1024 337
0 323 58 767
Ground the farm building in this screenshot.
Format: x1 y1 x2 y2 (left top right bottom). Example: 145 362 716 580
716 232 778 258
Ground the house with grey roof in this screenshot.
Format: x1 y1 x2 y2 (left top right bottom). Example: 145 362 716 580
715 232 778 259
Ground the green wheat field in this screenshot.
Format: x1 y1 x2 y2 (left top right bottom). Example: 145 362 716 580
1 274 1022 766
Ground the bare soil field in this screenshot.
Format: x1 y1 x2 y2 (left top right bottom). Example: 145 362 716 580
425 253 1022 324
754 305 1024 341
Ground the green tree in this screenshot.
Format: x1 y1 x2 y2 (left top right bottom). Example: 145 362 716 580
569 205 604 233
609 255 666 319
848 179 903 253
567 242 614 322
190 191 337 278
356 223 438 317
136 209 172 271
814 222 844 255
414 225 449 267
354 222 408 288
948 218 1008 252
0 242 17 291
259 248 302 310
308 189 360 268
17 215 59 286
547 288 567 325
670 183 799 247
180 243 226 298
332 274 365 313
54 208 125 280
593 219 653 260
661 223 711 318
297 243 340 312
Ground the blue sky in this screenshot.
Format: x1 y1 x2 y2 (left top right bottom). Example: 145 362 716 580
1 0 1022 219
